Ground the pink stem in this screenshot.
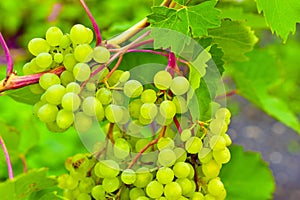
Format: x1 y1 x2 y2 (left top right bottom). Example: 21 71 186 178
0 136 14 179
47 3 62 22
79 0 102 45
215 89 237 100
0 32 13 76
173 116 182 133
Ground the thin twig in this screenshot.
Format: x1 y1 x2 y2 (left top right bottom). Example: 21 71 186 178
215 89 237 100
0 136 14 179
0 32 13 76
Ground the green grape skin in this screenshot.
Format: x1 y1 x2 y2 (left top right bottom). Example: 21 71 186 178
91 185 106 200
37 104 58 123
63 53 77 71
74 44 93 62
119 107 130 124
209 118 228 135
54 53 64 63
29 84 44 94
112 90 125 105
77 193 91 200
153 70 172 90
73 62 91 82
146 181 164 198
158 149 177 167
78 177 95 193
82 96 104 118
207 178 225 196
190 192 204 200
56 109 74 129
141 89 157 103
129 188 145 200
45 84 66 105
60 34 72 49
136 196 150 200
135 139 151 153
45 26 63 46
156 167 174 184
119 71 130 83
93 46 111 63
164 182 182 199
127 120 143 135
94 160 120 178
57 174 78 190
96 88 112 105
180 129 192 142
140 103 158 120
28 38 50 56
107 70 123 86
60 70 75 86
113 138 131 159
213 147 231 164
209 135 226 151
121 169 137 185
46 121 66 132
159 100 176 119
133 167 153 188
155 112 173 126
39 73 61 90
174 147 187 162
170 76 190 95
176 178 194 195
222 133 232 146
86 28 94 44
173 95 188 114
202 160 220 178
173 162 191 178
198 148 213 164
187 163 195 179
129 99 143 119
185 136 203 154
157 137 175 150
35 52 53 69
70 24 90 44
204 194 217 200
22 62 34 75
74 112 93 132
105 104 124 123
124 80 143 98
33 101 45 116
215 108 231 122
66 82 81 94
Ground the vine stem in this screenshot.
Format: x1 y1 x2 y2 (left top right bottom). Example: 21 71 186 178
79 0 102 45
0 136 14 180
0 32 13 76
128 126 167 169
215 89 237 100
173 116 182 133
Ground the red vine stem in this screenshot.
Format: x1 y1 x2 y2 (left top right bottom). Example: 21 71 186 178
0 32 13 76
128 126 167 169
173 116 182 133
215 89 237 100
79 0 102 45
0 136 14 180
20 154 28 173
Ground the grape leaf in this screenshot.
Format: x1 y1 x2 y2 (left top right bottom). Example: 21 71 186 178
256 0 300 42
228 48 300 134
173 0 188 5
220 145 275 200
208 19 258 62
6 86 41 105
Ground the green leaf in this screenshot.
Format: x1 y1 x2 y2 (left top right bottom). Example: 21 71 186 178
208 19 258 62
194 81 213 121
228 48 300 133
6 86 41 105
173 0 187 5
220 145 275 200
256 0 300 42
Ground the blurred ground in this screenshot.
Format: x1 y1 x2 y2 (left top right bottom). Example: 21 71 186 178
228 96 300 200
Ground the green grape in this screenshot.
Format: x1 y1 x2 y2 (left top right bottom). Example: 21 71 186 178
54 53 64 63
156 167 174 184
70 24 90 44
82 96 104 119
127 120 143 135
57 174 78 190
60 34 72 49
170 76 190 95
119 107 130 124
45 26 63 46
37 104 58 123
141 89 157 103
66 82 81 94
60 70 75 86
207 178 225 196
215 108 231 122
173 162 190 178
187 163 195 179
174 147 187 162
78 177 95 193
176 178 194 195
209 135 226 151
140 103 158 120
91 185 106 200
204 194 216 200
155 112 173 126
133 167 153 188
86 28 94 44
28 38 50 56
129 99 143 119
159 100 176 119
28 58 43 73
56 109 74 129
119 71 130 83
112 90 125 105
105 104 124 123
114 138 131 159
96 88 112 105
146 181 164 198
190 192 204 200
85 82 96 92
198 148 213 163
209 119 227 135
46 121 66 132
74 112 93 132
164 182 182 199
173 95 188 114
39 73 61 90
202 160 220 178
213 147 231 164
29 84 44 94
35 52 53 69
153 70 172 90
22 62 34 75
45 84 66 105
93 46 111 63
63 53 77 71
158 149 177 167
33 101 45 116
74 44 93 62
185 136 203 154
157 137 175 150
77 193 91 200
94 160 120 178
135 139 151 153
222 133 232 146
73 63 91 82
71 153 93 172
107 70 123 86
121 169 137 185
129 188 145 200
124 80 143 98
136 196 150 200
180 129 192 142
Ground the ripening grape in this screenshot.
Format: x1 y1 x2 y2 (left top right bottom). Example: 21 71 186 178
164 182 182 199
105 104 124 123
223 133 232 146
173 162 190 178
74 44 93 62
158 149 177 167
146 181 164 198
180 129 192 142
60 71 75 86
37 104 58 123
74 112 93 132
213 147 231 164
140 103 158 120
66 82 81 94
78 177 95 193
29 84 44 94
35 52 53 69
39 73 61 90
190 192 204 200
82 96 104 118
91 185 106 200
54 53 64 63
215 108 231 121
60 34 71 49
174 147 187 162
176 178 194 195
56 109 74 129
153 70 172 90
28 38 50 56
46 121 66 132
70 24 90 44
96 88 112 105
156 167 174 184
107 70 123 86
159 100 176 119
94 160 120 178
119 71 130 83
46 26 64 46
209 135 226 151
73 63 91 82
22 62 34 75
207 178 225 196
133 167 153 188
113 138 131 159
63 53 77 71
121 169 137 184
129 99 143 119
141 89 157 103
102 177 120 193
157 137 175 150
185 136 203 154
45 84 66 105
170 76 190 95
209 118 227 135
202 160 220 178
129 188 145 200
124 80 143 98
198 148 213 163
135 139 152 153
93 46 110 63
77 193 91 200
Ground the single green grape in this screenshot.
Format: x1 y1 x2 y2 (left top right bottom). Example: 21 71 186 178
54 53 64 63
157 137 175 150
73 62 91 82
202 160 220 178
39 73 61 90
119 71 130 83
140 103 158 120
124 80 143 98
93 46 111 63
66 82 81 94
129 99 143 119
190 192 204 200
198 148 213 163
164 182 182 199
70 24 90 44
105 104 124 123
60 70 75 86
36 52 53 69
158 149 177 167
82 96 104 119
78 177 95 193
159 100 176 119
63 53 77 71
207 178 225 196
96 88 112 105
176 178 194 195
156 167 174 184
146 181 164 199
37 104 58 123
129 188 145 200
213 147 231 164
46 26 64 46
74 112 93 132
113 138 131 159
133 167 153 188
209 135 226 151
215 108 231 122
174 147 187 162
74 44 93 62
121 169 137 185
29 84 44 94
94 160 120 178
153 70 172 90
86 27 94 44
173 162 191 178
91 185 106 200
77 193 91 200
135 139 152 153
28 38 50 56
56 109 74 129
60 34 72 49
180 129 192 142
107 70 123 86
185 136 203 154
45 84 66 105
141 89 157 103
170 76 190 95
209 118 228 135
173 95 188 114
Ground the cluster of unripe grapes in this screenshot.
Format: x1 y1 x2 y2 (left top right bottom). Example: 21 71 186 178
23 24 233 200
